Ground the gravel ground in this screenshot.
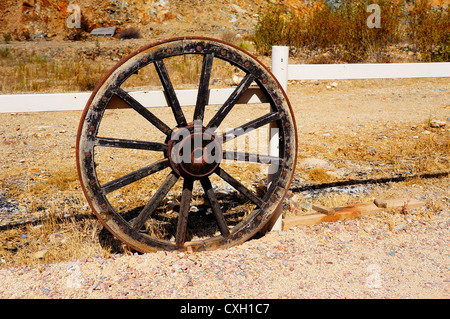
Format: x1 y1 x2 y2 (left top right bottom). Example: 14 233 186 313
0 76 448 299
0 207 448 299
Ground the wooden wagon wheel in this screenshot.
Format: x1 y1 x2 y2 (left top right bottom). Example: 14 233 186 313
76 37 297 252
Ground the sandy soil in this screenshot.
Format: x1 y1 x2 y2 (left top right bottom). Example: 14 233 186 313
0 71 449 298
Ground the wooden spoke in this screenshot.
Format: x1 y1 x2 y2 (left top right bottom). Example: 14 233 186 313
215 167 264 208
95 137 167 152
219 112 281 144
131 171 179 231
222 151 280 165
200 177 230 237
193 53 214 122
101 159 169 195
154 60 187 127
114 87 172 136
175 178 194 247
206 73 254 130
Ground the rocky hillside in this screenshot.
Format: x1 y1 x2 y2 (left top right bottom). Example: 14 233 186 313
0 0 445 42
0 0 271 40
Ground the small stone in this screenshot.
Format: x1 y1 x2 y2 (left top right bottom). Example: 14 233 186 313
330 82 338 87
430 120 446 128
301 202 312 212
312 204 335 215
33 248 48 259
394 224 407 231
189 206 199 213
374 198 387 208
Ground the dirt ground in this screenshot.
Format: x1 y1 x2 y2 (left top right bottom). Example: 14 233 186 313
0 37 449 298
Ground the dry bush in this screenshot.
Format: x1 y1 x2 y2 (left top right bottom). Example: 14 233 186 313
407 0 449 62
307 167 336 183
0 50 110 93
252 0 448 62
118 28 141 40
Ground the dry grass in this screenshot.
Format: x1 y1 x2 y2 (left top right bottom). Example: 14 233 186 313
0 45 244 94
253 0 448 62
0 163 118 268
0 51 108 93
307 167 337 183
331 124 450 175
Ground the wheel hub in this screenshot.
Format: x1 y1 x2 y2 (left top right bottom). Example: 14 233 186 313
167 124 222 179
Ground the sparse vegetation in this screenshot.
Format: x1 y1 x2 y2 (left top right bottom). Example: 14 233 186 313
407 0 450 62
118 28 141 40
0 50 109 93
2 32 12 44
253 0 449 62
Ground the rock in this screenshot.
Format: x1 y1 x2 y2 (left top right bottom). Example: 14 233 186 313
232 74 243 86
301 202 312 212
430 120 446 128
33 248 48 259
49 232 65 243
394 224 407 231
189 206 199 213
299 157 335 170
330 82 338 88
312 204 335 216
373 198 387 208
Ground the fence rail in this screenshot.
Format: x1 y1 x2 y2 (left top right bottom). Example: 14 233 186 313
0 46 448 113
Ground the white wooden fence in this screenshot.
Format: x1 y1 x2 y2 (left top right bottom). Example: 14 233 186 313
0 46 448 113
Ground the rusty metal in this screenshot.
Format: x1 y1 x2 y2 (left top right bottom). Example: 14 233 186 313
76 37 298 252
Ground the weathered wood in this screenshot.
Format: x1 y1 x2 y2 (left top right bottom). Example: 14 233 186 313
193 53 214 122
154 59 187 127
176 178 194 247
90 26 116 37
283 198 425 230
374 198 387 208
206 73 254 129
77 37 297 253
311 204 335 216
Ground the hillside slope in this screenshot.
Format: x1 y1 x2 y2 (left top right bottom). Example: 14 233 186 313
0 0 270 40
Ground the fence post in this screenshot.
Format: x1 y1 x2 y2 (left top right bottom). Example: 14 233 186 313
271 46 289 91
268 46 289 232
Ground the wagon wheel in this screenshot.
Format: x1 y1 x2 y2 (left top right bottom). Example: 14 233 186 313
76 37 297 252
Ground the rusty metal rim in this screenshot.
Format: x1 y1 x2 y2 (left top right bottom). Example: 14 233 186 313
76 36 298 252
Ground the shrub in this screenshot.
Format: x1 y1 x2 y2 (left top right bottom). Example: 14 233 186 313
252 5 295 55
0 47 11 58
407 0 449 62
118 28 141 40
3 32 12 43
252 0 431 62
